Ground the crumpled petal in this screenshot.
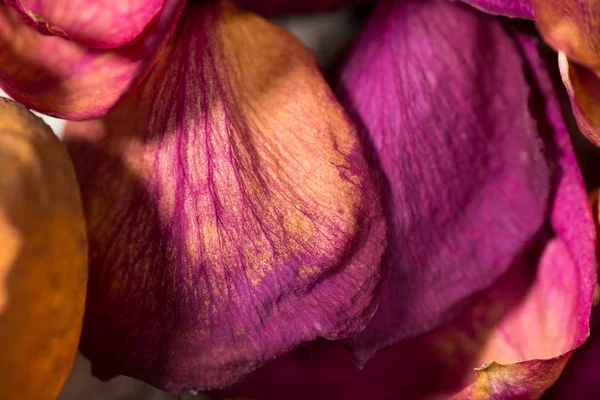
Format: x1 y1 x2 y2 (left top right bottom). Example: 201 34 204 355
63 0 385 394
6 0 164 48
0 98 87 400
335 0 552 364
0 1 184 119
217 26 595 400
533 0 600 145
234 0 364 16
458 0 533 18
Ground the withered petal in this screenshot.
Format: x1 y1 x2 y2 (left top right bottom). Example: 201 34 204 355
218 29 595 400
533 0 600 145
63 1 385 393
335 0 552 364
0 1 184 119
0 98 87 399
6 0 164 48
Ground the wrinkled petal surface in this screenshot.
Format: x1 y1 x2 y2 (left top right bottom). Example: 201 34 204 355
63 1 385 394
235 0 363 16
534 0 600 145
0 1 184 119
219 23 595 400
458 0 533 18
335 0 552 364
0 98 87 400
6 0 164 48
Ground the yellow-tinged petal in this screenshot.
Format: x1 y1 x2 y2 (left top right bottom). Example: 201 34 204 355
534 0 600 145
0 98 87 399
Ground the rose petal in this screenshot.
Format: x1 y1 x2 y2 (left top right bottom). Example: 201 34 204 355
63 1 385 394
334 0 552 364
6 0 164 49
218 29 595 400
533 0 600 145
453 29 596 400
0 98 87 399
542 190 600 399
0 1 184 119
458 0 533 18
234 0 364 16
556 51 600 146
218 240 591 399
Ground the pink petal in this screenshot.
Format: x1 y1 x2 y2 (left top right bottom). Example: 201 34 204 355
218 30 595 398
0 1 184 119
335 0 553 364
6 0 164 48
458 0 533 18
63 1 385 394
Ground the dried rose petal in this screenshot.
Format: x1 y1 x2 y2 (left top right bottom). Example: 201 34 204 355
0 98 87 399
542 190 600 399
335 0 552 364
63 1 385 394
533 0 600 145
0 1 184 119
5 0 164 48
217 23 595 400
459 0 533 18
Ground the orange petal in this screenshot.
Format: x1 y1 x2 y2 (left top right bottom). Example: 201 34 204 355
534 0 600 145
0 98 87 399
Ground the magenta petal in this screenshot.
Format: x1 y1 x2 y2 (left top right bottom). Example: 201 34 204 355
63 1 385 394
335 0 552 364
457 0 533 18
219 27 595 400
6 0 164 48
0 1 184 119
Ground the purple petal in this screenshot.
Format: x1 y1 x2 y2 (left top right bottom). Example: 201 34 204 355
6 0 164 48
218 28 595 398
335 0 552 364
63 1 385 394
458 0 533 18
0 1 184 119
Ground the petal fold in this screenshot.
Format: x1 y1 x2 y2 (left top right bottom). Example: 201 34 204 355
6 0 164 48
0 98 87 400
336 0 552 363
63 1 385 394
0 1 184 119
